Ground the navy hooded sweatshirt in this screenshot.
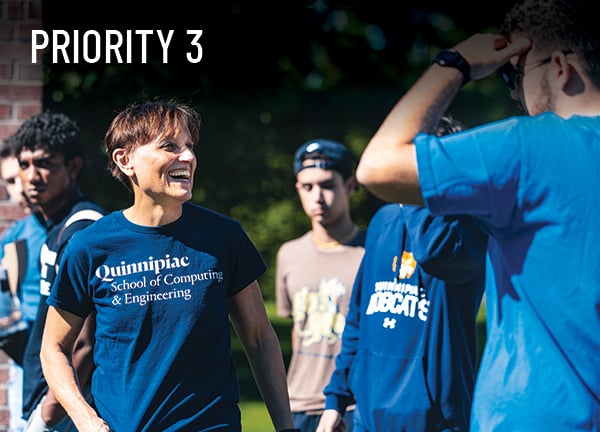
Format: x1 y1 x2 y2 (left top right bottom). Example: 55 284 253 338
324 204 487 431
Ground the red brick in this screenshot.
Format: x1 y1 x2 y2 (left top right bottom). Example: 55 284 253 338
0 42 33 63
7 1 24 20
0 6 41 429
0 105 11 120
0 23 14 42
0 409 8 426
15 102 40 119
0 64 13 80
0 124 20 141
17 63 42 80
0 83 42 99
17 21 43 41
29 1 44 19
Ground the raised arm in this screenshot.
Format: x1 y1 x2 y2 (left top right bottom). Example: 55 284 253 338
356 33 531 204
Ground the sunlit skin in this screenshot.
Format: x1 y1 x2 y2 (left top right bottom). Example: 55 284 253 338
113 128 197 226
508 46 557 116
0 155 28 210
295 166 356 240
17 149 82 219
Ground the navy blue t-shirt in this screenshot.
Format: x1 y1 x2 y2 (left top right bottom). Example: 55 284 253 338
48 202 267 431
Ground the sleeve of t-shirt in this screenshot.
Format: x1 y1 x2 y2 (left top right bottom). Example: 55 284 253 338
415 117 523 231
227 221 267 297
47 238 94 318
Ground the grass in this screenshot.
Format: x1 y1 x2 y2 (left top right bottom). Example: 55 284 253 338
235 299 487 431
240 401 272 432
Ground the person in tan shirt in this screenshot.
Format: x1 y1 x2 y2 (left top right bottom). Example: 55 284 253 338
276 138 366 432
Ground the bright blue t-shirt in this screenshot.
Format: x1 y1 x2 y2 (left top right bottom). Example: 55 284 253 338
0 213 45 321
415 113 600 430
48 202 267 432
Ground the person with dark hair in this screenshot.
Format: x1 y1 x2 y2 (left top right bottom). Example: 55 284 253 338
39 101 297 432
276 139 366 432
356 0 600 429
0 138 46 432
317 117 487 432
12 112 106 432
1 141 29 209
0 138 45 362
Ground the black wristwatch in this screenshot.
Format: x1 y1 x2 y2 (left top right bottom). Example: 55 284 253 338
432 49 471 86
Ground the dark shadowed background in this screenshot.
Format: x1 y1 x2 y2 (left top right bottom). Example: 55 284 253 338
41 0 519 300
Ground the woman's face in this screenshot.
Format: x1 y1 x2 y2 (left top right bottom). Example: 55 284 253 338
119 128 197 204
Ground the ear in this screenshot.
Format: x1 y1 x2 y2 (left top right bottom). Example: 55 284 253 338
66 156 84 180
552 50 573 91
113 148 134 177
345 177 358 194
295 181 302 193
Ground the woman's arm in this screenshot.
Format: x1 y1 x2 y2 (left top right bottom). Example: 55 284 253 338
40 306 109 432
228 281 296 432
39 310 97 425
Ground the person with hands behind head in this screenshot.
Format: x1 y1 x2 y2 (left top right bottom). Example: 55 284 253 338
276 139 366 432
317 116 487 432
356 0 600 430
39 100 298 432
12 112 106 432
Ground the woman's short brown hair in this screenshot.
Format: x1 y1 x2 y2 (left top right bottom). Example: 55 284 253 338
104 100 201 189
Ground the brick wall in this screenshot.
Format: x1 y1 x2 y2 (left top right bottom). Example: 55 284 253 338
0 0 43 429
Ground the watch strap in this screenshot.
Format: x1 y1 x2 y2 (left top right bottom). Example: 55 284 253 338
432 49 471 86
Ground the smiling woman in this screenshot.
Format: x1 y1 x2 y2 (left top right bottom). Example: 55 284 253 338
38 100 298 432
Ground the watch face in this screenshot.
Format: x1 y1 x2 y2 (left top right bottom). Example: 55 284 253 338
436 50 460 66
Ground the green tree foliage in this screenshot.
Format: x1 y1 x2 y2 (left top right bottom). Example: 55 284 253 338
41 0 520 299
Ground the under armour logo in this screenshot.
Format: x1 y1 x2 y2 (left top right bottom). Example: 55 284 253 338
383 317 396 329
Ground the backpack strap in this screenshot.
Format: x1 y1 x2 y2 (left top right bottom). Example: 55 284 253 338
63 209 104 229
56 209 104 245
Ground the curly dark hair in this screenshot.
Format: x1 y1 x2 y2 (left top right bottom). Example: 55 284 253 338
0 139 16 159
7 111 85 165
501 0 600 88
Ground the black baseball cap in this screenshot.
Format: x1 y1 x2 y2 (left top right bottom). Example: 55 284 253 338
293 139 354 179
